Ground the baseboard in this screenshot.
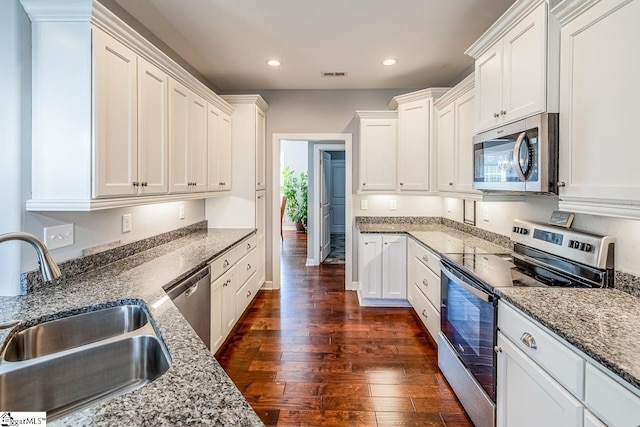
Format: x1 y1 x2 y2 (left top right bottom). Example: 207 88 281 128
306 258 319 266
348 281 358 291
260 280 274 290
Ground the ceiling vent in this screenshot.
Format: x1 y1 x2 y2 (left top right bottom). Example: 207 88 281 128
321 72 348 77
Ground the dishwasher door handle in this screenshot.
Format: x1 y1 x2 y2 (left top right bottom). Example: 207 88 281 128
184 283 199 298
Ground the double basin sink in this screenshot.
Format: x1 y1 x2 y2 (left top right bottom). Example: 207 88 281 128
0 303 172 421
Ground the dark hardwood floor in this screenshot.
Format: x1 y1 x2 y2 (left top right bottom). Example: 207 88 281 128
216 231 472 426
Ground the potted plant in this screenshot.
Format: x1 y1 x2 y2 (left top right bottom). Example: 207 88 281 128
281 166 308 232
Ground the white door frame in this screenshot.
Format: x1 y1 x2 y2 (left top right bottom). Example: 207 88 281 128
311 144 345 266
271 133 354 291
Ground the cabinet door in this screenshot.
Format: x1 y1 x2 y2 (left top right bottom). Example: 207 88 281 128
454 89 478 193
496 333 583 427
475 41 504 132
584 410 606 427
382 235 407 299
255 108 266 190
94 30 138 198
558 0 640 206
169 79 191 193
398 99 430 191
210 275 225 353
359 234 382 298
436 103 455 192
137 58 168 195
219 113 232 190
221 267 237 335
207 104 222 191
359 119 397 191
502 2 546 124
189 92 208 192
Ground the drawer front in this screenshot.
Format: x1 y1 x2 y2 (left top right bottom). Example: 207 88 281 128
412 283 440 343
499 302 584 398
236 271 258 317
210 248 239 280
235 247 258 289
413 258 440 311
585 363 640 427
237 234 258 258
413 240 441 275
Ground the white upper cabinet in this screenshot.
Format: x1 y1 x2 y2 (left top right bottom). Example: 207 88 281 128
255 108 266 190
93 30 138 198
207 104 232 192
467 0 559 133
554 0 640 219
435 75 479 195
21 0 233 211
356 111 398 192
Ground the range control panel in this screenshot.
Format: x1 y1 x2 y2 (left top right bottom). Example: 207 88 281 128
511 219 615 269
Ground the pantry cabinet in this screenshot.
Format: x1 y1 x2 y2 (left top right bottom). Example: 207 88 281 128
358 233 407 304
22 0 234 211
466 0 559 133
435 75 479 195
554 0 640 219
355 111 398 192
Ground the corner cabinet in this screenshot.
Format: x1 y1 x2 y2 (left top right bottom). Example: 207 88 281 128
355 111 398 192
554 0 640 219
435 74 479 196
357 233 408 306
466 0 560 133
21 0 233 211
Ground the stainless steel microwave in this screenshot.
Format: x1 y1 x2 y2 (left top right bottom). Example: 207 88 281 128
472 113 558 194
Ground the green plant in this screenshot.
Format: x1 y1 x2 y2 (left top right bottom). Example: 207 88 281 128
281 166 308 230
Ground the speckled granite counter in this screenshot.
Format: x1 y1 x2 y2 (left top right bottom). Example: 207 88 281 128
0 228 264 426
497 287 640 390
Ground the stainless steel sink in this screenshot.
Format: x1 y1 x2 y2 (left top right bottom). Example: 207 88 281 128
4 305 150 361
0 303 172 420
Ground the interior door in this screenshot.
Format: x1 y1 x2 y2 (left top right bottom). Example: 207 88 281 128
320 151 331 261
330 159 345 233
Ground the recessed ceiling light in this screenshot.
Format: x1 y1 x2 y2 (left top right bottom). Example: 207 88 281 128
267 59 282 67
382 58 398 66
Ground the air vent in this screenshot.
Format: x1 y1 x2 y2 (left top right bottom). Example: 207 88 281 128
321 72 348 77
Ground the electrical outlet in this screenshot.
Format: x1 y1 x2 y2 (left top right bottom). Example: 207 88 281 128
179 204 185 220
390 199 397 211
360 199 368 210
43 224 74 250
122 214 132 233
483 206 490 222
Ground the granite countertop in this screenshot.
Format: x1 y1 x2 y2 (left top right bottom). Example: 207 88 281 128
497 287 640 390
0 229 264 426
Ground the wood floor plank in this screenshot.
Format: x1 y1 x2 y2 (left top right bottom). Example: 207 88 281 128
215 231 470 426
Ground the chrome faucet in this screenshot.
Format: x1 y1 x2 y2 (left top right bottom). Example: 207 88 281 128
0 232 62 281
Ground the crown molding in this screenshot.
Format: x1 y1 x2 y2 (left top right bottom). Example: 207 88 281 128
551 0 602 25
354 111 398 121
222 95 269 112
434 73 475 109
20 0 92 21
388 87 451 110
465 0 553 59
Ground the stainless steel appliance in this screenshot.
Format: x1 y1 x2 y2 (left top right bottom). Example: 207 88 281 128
166 266 211 348
473 113 558 193
438 219 614 427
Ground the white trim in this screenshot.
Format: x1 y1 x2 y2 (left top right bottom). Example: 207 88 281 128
272 133 353 291
551 0 602 25
312 143 346 265
354 110 398 121
306 258 318 266
261 280 274 290
434 74 475 109
221 94 269 112
388 87 451 110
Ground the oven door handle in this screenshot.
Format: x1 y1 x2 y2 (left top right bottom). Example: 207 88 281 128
441 265 493 303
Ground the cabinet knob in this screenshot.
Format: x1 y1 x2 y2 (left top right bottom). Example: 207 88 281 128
362 183 366 186
422 255 429 263
557 181 566 188
493 113 499 118
247 243 251 250
384 242 388 245
133 181 139 187
422 279 428 286
448 182 453 186
142 182 148 187
257 182 261 185
223 260 229 268
421 309 428 318
494 346 502 353
247 264 252 270
520 332 538 349
364 242 368 245
399 182 404 186
247 290 252 297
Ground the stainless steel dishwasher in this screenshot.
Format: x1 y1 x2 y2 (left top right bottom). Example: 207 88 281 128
166 265 211 348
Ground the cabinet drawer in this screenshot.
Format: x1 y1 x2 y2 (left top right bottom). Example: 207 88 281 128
412 283 440 343
237 234 258 258
210 248 240 280
236 271 258 317
585 363 640 427
235 247 258 290
412 241 441 275
412 259 440 311
498 302 584 399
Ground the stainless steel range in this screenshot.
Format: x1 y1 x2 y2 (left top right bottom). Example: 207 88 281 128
437 219 615 427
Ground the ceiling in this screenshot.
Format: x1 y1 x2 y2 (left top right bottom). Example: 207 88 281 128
115 0 516 90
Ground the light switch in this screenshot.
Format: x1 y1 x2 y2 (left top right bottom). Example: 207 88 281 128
44 224 74 250
122 214 132 233
483 206 490 222
179 204 185 220
390 199 397 211
360 199 368 210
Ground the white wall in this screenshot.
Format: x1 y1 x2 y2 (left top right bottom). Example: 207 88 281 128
354 194 442 217
280 140 309 225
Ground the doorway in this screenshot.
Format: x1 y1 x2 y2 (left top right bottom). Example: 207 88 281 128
271 133 353 291
318 149 346 265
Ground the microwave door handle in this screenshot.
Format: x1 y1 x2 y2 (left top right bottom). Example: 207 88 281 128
441 265 492 302
513 132 530 181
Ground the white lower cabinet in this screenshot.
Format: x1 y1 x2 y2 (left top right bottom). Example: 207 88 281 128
358 233 407 305
585 362 640 427
496 332 583 427
407 237 441 343
584 410 606 427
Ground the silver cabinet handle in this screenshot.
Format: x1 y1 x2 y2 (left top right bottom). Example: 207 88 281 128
223 260 229 268
362 183 366 186
247 243 251 250
422 255 429 263
494 346 502 353
448 182 453 186
557 181 566 188
500 110 507 116
399 182 404 185
520 332 537 349
493 112 499 118
384 242 388 245
422 279 428 286
247 290 252 297
421 309 428 318
247 264 252 270
133 181 139 187
364 242 368 245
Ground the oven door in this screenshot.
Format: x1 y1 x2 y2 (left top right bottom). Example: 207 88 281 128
440 261 497 400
